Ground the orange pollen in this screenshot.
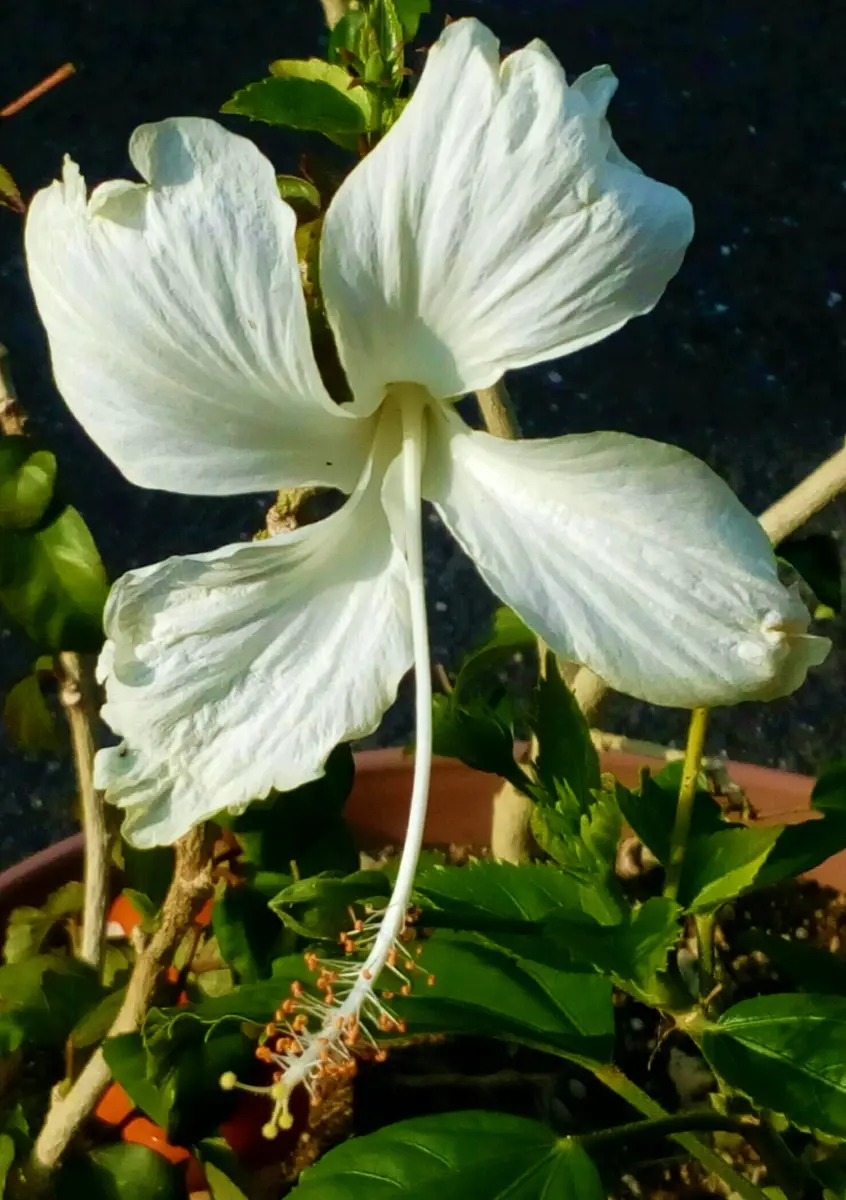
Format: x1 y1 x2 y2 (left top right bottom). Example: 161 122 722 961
256 1047 274 1064
400 983 412 997
427 974 436 987
290 980 304 998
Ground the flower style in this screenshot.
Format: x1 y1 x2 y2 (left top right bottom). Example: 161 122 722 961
27 18 826 1112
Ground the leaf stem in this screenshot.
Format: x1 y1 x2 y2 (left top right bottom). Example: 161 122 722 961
56 652 108 973
592 1065 770 1200
663 706 709 902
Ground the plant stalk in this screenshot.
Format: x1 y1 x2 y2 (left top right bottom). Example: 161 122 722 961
663 706 709 902
30 827 213 1176
56 652 108 973
592 1065 770 1200
475 381 536 864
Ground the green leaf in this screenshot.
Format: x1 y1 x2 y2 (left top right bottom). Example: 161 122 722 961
811 760 846 815
153 954 306 1030
616 769 723 866
533 653 599 806
414 860 620 930
778 533 841 612
102 1032 173 1129
0 441 56 530
752 815 846 890
413 862 678 1005
213 885 286 980
394 932 614 1066
0 502 107 652
3 669 61 754
701 993 846 1137
739 931 846 995
0 165 23 213
0 955 104 1050
529 786 625 922
204 1161 249 1200
394 0 430 38
276 174 321 215
679 824 784 912
270 869 391 941
224 59 375 146
431 693 528 790
293 1111 603 1199
70 987 126 1049
56 1143 183 1200
222 745 357 876
3 882 84 963
453 606 535 701
327 10 367 68
0 1133 15 1196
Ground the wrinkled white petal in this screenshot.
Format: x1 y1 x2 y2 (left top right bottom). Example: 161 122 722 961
424 407 829 707
321 18 693 413
95 409 412 847
26 117 372 495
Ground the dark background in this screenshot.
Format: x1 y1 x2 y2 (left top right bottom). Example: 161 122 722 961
1 0 844 866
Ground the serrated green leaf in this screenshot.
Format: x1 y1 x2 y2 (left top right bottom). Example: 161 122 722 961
373 0 404 76
56 1142 183 1200
680 824 784 912
533 654 599 807
0 502 107 652
269 57 377 126
414 860 618 929
294 1111 603 1199
152 954 306 1031
394 0 430 38
394 932 614 1066
701 994 846 1138
196 1139 251 1199
3 670 61 754
0 166 23 213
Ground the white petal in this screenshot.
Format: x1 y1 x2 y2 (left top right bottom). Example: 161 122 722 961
424 408 829 707
320 18 693 412
95 411 412 847
26 118 372 495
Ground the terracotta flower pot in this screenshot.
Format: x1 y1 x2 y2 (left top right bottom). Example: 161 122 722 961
0 748 839 926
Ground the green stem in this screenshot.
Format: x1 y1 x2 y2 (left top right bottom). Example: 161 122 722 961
696 911 716 1001
592 1065 769 1200
663 706 709 901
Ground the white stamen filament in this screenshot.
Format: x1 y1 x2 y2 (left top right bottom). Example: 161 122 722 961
270 395 433 1103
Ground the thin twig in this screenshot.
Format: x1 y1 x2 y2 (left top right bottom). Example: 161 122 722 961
31 828 213 1176
0 345 26 436
0 64 75 118
570 435 846 720
56 652 108 973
